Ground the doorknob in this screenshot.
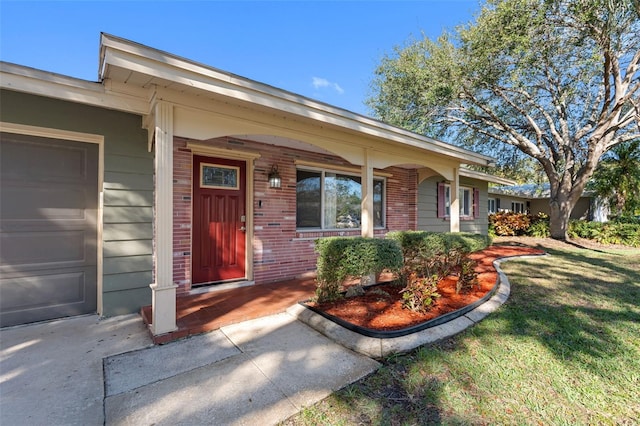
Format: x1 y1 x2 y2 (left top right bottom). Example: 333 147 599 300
240 226 246 232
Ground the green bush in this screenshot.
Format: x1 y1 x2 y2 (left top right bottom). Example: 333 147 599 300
526 213 551 238
400 273 441 313
610 215 640 225
386 231 489 310
386 231 490 263
457 256 480 294
568 220 640 247
314 237 403 302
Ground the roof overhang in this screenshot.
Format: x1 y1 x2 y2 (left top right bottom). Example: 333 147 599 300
460 168 517 185
1 33 497 169
0 61 150 115
98 33 495 167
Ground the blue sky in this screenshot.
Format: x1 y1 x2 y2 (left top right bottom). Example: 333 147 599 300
0 1 482 115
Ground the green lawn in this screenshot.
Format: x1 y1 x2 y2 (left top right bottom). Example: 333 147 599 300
282 240 640 425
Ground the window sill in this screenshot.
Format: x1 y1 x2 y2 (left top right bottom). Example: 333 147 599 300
442 216 477 221
294 228 387 240
295 227 386 232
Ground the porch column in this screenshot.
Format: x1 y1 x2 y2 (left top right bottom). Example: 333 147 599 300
361 150 374 238
150 101 177 335
450 167 460 232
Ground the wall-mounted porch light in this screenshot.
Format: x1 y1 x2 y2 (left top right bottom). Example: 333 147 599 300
268 165 281 188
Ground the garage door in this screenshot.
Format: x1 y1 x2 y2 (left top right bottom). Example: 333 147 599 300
0 132 98 327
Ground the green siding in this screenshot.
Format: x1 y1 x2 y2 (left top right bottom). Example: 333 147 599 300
103 190 153 207
417 175 489 235
103 223 153 240
417 176 449 233
103 271 153 292
103 240 153 257
104 171 154 190
1 89 153 316
102 287 152 317
103 206 153 224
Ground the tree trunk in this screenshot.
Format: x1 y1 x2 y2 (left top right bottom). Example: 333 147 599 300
549 192 576 240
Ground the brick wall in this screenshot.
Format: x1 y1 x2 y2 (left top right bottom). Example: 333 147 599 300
173 140 192 291
172 136 418 291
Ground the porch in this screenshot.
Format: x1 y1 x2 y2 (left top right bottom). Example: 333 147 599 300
141 277 317 344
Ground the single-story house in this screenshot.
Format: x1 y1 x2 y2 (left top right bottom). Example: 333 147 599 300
1 34 508 334
488 184 601 220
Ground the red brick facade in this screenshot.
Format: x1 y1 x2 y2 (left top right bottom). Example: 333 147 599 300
172 136 418 292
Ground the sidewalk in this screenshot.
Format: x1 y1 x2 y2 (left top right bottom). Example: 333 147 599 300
0 312 379 425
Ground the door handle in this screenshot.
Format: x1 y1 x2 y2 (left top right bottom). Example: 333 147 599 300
240 226 246 232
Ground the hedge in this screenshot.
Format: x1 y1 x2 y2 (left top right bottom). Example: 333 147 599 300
568 220 640 247
314 237 403 302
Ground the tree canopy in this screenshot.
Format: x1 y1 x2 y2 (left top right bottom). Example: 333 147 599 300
368 0 640 238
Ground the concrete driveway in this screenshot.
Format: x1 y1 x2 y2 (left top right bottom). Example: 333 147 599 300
0 312 379 425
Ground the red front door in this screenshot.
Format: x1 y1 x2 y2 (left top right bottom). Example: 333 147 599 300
192 155 246 284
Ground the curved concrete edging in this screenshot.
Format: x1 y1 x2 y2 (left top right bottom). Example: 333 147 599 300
287 253 546 359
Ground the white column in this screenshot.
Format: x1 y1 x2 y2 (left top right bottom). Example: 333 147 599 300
450 167 460 232
150 101 177 335
361 150 374 238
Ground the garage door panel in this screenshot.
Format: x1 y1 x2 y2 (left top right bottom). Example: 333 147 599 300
1 183 90 221
1 138 92 181
0 269 93 311
0 230 96 269
0 269 97 327
1 132 98 327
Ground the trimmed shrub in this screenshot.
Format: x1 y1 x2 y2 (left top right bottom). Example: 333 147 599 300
386 231 489 310
386 231 490 279
314 237 403 302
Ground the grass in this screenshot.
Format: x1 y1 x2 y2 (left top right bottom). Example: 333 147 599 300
281 240 640 425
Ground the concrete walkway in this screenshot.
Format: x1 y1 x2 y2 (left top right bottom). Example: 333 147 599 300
1 251 545 425
0 312 379 426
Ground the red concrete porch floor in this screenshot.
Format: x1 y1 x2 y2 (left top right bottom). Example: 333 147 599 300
141 277 317 344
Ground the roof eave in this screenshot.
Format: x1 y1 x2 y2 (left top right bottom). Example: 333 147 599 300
459 168 517 185
99 33 495 167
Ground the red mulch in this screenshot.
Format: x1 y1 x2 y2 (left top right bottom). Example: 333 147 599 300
308 245 545 331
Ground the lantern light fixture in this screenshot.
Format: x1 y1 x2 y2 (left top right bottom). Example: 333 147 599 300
268 165 281 188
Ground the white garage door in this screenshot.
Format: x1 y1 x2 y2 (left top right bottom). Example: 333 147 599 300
0 131 98 327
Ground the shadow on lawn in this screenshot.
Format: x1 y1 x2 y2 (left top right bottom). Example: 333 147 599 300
487 245 640 370
327 356 474 426
291 243 639 425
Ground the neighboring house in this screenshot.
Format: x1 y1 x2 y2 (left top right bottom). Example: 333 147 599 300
1 34 500 334
488 184 598 220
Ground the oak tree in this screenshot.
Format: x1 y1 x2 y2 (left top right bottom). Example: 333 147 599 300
368 0 640 239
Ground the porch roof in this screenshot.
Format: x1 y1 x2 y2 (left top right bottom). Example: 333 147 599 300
459 168 517 186
98 33 495 168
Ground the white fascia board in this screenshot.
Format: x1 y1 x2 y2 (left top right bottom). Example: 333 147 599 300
99 33 494 166
0 62 150 115
460 168 517 185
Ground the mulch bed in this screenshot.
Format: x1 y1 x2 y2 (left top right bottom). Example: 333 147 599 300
307 245 545 332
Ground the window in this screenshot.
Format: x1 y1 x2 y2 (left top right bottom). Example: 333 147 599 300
437 183 480 219
488 198 497 214
296 169 385 229
459 187 471 217
511 202 525 213
200 163 239 189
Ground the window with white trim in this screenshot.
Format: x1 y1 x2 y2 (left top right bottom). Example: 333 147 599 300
488 198 497 214
296 168 385 229
511 201 525 213
437 182 480 219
